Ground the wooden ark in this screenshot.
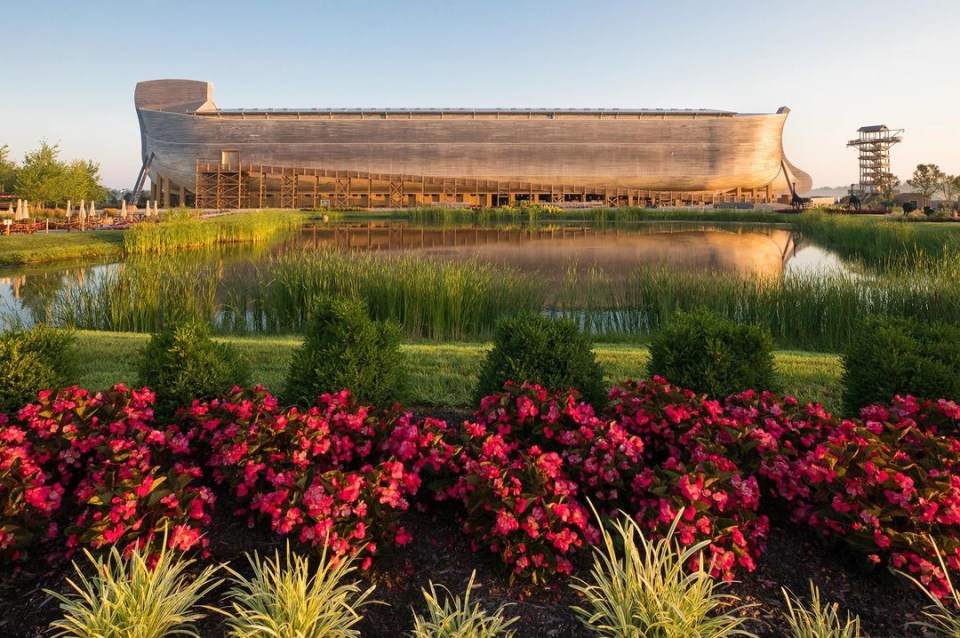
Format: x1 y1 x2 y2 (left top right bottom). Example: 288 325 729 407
135 79 812 209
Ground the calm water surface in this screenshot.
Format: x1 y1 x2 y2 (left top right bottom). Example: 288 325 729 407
0 221 852 329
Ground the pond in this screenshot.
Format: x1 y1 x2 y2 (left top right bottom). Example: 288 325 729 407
0 220 857 342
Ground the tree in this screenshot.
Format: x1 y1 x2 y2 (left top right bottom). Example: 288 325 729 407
0 145 16 194
13 141 105 207
940 174 960 210
907 164 945 208
62 159 106 204
876 171 900 201
14 141 66 207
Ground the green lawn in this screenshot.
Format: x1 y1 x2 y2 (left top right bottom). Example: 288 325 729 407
73 331 843 413
0 230 124 266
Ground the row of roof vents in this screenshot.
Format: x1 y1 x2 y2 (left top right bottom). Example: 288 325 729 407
209 107 736 115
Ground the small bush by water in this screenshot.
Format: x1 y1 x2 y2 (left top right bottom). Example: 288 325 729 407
136 320 250 417
841 316 960 415
284 296 405 406
647 310 775 399
474 313 606 407
0 325 76 413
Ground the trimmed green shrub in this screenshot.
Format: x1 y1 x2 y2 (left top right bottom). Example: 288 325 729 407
841 316 960 415
136 320 250 417
284 296 404 406
0 325 76 413
647 310 775 399
474 313 605 407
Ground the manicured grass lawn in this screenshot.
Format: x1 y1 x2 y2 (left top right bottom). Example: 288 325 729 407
73 331 843 413
0 230 124 266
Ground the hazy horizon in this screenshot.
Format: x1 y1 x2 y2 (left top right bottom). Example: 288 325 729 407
4 0 958 191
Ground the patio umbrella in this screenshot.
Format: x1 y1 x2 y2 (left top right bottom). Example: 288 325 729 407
120 200 127 218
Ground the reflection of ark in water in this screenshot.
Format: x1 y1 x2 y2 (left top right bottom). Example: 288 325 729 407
304 225 799 279
135 79 813 210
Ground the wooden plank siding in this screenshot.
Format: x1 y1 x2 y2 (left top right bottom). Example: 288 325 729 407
136 79 812 209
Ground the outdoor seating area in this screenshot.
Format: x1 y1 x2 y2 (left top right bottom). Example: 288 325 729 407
1 198 162 234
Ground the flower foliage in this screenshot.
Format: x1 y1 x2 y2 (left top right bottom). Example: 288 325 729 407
784 397 960 599
3 373 960 599
446 381 767 582
0 385 212 563
604 378 769 580
177 387 455 567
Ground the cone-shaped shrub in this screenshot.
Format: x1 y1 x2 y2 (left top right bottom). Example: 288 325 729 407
648 310 775 400
0 325 76 414
474 313 605 407
136 320 249 418
841 316 960 416
284 296 404 406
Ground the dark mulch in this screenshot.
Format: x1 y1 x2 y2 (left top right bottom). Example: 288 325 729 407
0 408 934 637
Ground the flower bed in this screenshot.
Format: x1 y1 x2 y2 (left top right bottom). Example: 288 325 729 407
1 378 959 604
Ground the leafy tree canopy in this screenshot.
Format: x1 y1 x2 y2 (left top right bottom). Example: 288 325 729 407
11 141 106 207
0 145 16 194
907 164 945 206
940 174 960 207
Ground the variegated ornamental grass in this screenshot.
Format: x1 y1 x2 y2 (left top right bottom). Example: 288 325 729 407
45 535 220 638
782 583 862 638
411 570 518 638
570 509 756 638
218 543 377 638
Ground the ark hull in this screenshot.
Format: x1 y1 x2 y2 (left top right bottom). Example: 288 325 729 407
135 79 812 208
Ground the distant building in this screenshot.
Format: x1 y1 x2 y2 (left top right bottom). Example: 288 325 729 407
807 196 837 207
135 79 813 209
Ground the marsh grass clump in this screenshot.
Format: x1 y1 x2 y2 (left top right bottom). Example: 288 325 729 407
474 313 606 407
247 249 545 340
648 310 775 399
411 571 518 638
0 324 76 413
124 209 303 254
569 511 756 638
45 540 220 638
782 583 862 638
284 296 405 405
841 316 960 415
137 319 250 417
218 543 377 638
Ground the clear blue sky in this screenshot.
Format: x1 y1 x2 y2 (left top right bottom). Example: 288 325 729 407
4 0 958 190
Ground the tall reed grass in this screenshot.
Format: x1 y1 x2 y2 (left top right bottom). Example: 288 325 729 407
399 206 795 227
124 209 303 254
234 249 545 340
793 211 960 270
549 250 960 351
48 254 221 332
44 245 960 351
